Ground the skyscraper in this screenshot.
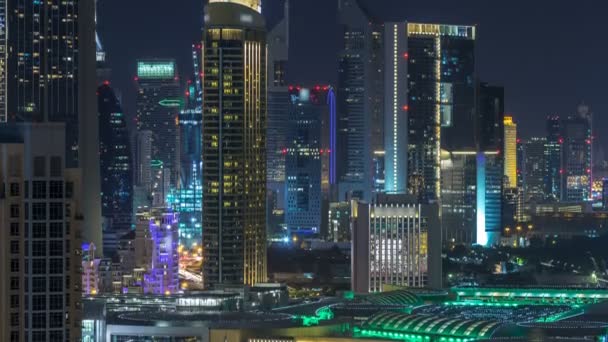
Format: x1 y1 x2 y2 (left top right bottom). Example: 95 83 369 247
383 22 476 201
174 44 204 248
351 194 442 293
285 86 334 237
98 84 133 255
561 105 593 202
546 116 562 201
503 116 518 188
0 124 83 341
266 0 289 213
202 0 267 287
3 0 103 257
135 59 182 188
603 178 608 210
336 0 382 201
522 137 548 204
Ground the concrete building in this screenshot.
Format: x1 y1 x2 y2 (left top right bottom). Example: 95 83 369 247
0 124 82 341
351 194 441 293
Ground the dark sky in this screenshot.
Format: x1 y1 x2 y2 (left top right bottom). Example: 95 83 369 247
98 0 607 152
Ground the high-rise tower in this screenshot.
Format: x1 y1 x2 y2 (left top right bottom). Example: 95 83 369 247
202 0 267 287
503 116 518 188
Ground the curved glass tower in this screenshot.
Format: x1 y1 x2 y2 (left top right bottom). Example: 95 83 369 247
202 0 267 287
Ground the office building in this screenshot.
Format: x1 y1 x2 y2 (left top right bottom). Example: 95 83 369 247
440 151 477 245
336 0 383 201
522 137 547 204
174 44 204 248
328 202 351 243
561 104 593 202
285 86 335 237
351 194 441 293
0 124 82 341
546 116 562 201
135 59 181 188
202 0 267 287
383 22 476 201
477 83 505 152
503 116 518 189
476 151 503 246
267 0 289 213
132 130 154 210
98 84 133 255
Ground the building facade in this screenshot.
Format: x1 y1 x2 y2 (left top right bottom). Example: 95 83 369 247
351 194 441 293
202 0 267 287
98 84 133 255
522 137 547 204
546 116 562 201
561 105 593 202
135 59 181 189
503 116 518 189
0 124 82 341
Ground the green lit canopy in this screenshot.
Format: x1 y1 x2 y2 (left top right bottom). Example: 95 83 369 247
365 290 422 306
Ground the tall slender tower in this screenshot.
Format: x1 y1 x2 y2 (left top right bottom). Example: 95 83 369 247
503 116 518 188
202 0 267 288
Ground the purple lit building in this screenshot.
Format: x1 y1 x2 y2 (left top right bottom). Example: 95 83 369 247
141 210 180 295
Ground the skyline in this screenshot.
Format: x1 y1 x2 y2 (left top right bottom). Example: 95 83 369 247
98 0 608 149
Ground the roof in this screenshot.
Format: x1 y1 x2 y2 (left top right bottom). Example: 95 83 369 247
362 312 502 339
365 290 422 306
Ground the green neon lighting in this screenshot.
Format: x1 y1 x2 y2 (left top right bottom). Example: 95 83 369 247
297 306 334 327
137 61 175 79
151 160 164 168
158 99 184 108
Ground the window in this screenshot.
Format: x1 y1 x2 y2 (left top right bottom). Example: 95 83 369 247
49 277 62 292
10 332 19 342
32 241 46 257
9 183 19 197
50 223 63 238
49 259 63 274
32 313 46 328
50 241 63 256
49 181 63 199
10 258 19 273
33 157 45 177
32 295 46 310
32 277 46 293
32 181 46 199
10 222 19 237
10 204 19 218
49 331 63 342
50 156 62 177
49 313 63 328
49 203 63 220
10 313 19 327
10 240 19 254
33 259 46 274
49 295 63 310
10 277 18 290
65 182 74 198
32 203 46 220
32 331 46 342
10 295 19 309
32 223 46 238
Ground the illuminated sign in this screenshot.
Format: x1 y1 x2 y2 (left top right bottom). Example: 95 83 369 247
137 61 175 79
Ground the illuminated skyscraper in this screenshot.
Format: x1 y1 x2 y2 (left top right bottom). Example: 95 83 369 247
561 104 593 202
135 59 181 188
351 194 442 293
522 137 548 204
285 86 335 237
98 84 133 255
503 116 518 188
546 116 562 200
383 23 476 202
336 0 382 201
202 0 267 287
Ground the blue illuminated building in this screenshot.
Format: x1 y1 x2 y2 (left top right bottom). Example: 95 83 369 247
98 83 133 255
144 210 179 295
174 43 203 248
285 86 335 237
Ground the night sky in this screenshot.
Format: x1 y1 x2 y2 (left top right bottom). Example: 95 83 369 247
98 0 608 152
